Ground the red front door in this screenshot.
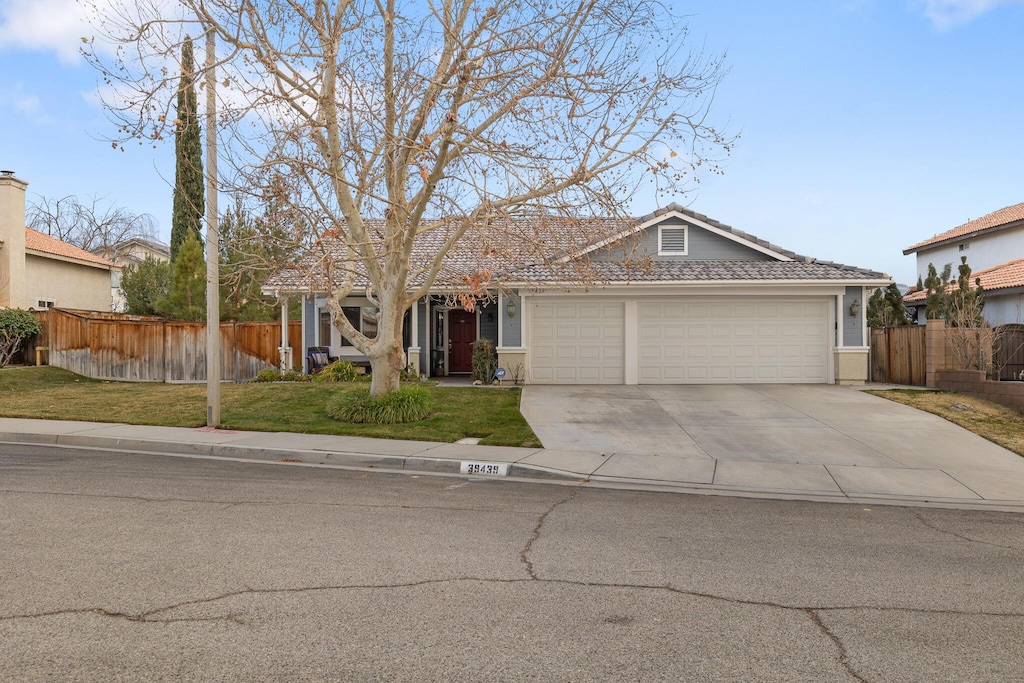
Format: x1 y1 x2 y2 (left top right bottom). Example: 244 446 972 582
448 309 477 374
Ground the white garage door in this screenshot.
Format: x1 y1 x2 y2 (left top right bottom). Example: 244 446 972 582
638 299 830 383
531 300 624 384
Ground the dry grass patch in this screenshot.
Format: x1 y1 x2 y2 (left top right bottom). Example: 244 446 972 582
867 389 1024 457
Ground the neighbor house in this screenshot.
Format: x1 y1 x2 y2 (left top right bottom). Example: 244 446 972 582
0 172 117 312
903 202 1024 326
263 205 889 386
92 237 171 312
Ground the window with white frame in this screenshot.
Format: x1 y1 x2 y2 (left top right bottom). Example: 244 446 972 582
658 225 688 255
335 306 378 346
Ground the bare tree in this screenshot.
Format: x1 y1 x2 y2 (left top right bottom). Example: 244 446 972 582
84 0 732 395
27 194 158 253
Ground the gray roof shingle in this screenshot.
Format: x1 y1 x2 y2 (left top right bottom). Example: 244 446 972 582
263 208 886 293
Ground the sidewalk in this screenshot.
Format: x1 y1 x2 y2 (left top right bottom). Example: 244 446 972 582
1 416 1023 512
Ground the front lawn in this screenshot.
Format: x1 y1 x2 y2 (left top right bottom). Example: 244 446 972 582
0 366 541 447
867 388 1024 457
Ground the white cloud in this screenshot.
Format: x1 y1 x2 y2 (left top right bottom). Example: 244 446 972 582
2 84 55 125
0 0 96 63
918 0 1023 29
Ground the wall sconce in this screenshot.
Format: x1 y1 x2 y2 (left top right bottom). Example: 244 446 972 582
507 299 517 318
849 299 860 317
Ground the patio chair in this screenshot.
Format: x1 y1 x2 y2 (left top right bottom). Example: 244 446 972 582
306 346 337 374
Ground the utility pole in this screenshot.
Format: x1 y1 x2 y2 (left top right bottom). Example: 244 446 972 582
205 27 221 427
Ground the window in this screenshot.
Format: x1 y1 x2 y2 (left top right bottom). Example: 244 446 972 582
959 243 970 252
658 225 688 255
340 307 361 346
330 305 378 346
36 300 55 309
360 307 378 339
319 311 332 347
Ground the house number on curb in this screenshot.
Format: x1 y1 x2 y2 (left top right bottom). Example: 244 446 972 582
460 461 509 476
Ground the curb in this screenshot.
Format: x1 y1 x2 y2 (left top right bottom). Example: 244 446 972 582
3 431 1023 513
0 431 584 483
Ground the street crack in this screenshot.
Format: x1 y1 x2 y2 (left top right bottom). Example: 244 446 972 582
911 511 1024 553
807 609 868 682
520 487 579 580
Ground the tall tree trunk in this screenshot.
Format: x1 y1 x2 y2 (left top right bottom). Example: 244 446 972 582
367 340 405 395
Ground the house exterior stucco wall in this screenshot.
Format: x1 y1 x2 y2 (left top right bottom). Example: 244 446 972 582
834 349 868 385
26 254 113 311
497 351 528 385
0 175 28 308
914 225 1024 281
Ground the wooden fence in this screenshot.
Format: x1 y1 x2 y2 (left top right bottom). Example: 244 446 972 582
870 325 927 386
37 308 300 383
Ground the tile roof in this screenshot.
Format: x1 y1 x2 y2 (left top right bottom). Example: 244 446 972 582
511 260 884 283
25 228 115 268
641 203 804 260
904 201 1024 254
904 258 1024 303
264 209 886 293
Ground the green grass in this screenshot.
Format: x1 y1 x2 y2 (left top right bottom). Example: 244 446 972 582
0 366 541 447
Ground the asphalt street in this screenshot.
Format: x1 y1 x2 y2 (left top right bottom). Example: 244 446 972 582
2 444 1023 682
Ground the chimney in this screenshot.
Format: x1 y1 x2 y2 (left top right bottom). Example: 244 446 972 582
0 171 28 308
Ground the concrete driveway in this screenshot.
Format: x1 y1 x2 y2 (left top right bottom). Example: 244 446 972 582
520 384 1024 506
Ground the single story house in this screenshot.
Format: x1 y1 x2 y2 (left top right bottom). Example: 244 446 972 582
903 201 1024 326
263 204 890 385
0 172 117 312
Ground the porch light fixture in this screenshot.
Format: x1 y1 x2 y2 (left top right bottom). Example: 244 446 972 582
506 299 517 318
849 299 860 317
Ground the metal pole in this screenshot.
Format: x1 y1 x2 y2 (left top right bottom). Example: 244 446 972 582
205 28 221 427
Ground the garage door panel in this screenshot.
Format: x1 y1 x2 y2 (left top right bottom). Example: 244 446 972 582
531 300 624 385
639 298 829 384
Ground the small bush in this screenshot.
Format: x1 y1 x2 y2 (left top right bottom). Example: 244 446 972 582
254 368 311 382
471 338 498 383
0 309 43 368
313 359 362 382
327 385 433 424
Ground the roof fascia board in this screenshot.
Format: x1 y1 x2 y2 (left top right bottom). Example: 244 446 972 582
903 218 1024 255
25 249 113 271
505 277 891 289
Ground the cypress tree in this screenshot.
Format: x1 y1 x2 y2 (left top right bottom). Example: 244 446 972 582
170 37 204 261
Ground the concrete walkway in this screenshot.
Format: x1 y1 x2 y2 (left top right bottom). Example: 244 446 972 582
1 383 1023 511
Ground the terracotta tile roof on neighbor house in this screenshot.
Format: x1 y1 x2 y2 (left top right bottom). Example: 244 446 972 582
903 201 1024 254
25 228 115 268
903 257 1024 303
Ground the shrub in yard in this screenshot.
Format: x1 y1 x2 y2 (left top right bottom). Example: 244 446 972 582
254 369 310 382
327 385 433 424
0 309 43 368
312 359 362 382
471 338 498 383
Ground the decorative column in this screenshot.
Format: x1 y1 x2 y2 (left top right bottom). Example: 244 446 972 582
279 295 292 372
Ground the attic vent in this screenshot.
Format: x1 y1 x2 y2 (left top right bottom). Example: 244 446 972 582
658 225 688 255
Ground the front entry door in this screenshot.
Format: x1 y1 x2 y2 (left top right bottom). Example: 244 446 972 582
448 309 477 373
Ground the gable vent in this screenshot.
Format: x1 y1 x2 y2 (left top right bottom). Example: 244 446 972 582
659 226 687 255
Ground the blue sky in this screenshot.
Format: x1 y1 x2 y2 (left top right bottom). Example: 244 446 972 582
1 0 1022 284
